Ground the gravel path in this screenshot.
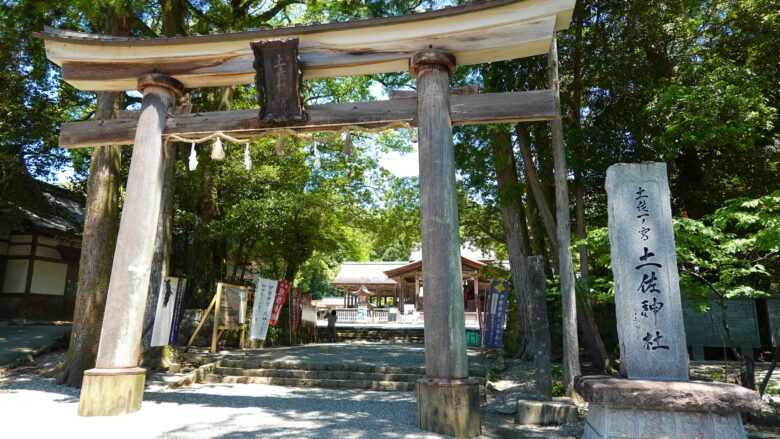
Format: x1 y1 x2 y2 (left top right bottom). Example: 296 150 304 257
0 348 586 439
1 371 441 438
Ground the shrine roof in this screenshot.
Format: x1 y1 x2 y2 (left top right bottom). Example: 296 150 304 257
383 256 485 279
331 262 407 286
36 0 575 91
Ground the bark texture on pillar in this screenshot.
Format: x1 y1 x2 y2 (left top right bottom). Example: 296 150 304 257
79 73 182 417
413 50 466 379
413 50 481 439
95 74 182 369
548 37 581 395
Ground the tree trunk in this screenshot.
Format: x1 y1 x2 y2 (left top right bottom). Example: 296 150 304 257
575 284 615 373
189 150 224 306
161 0 187 37
573 167 614 371
516 124 558 254
574 171 589 284
520 130 613 374
549 37 581 395
54 5 132 387
525 184 552 275
56 92 122 387
759 345 780 397
490 126 532 358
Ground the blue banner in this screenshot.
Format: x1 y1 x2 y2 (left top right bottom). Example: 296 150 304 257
484 280 509 348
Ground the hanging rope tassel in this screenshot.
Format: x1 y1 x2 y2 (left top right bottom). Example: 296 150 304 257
188 143 198 171
210 137 225 161
244 143 252 170
342 132 353 156
275 136 285 157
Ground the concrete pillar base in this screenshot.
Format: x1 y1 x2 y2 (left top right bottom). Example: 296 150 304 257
417 378 481 438
78 367 146 417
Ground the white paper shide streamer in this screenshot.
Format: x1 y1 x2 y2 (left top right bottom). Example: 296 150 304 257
244 143 252 170
313 144 321 170
188 143 198 171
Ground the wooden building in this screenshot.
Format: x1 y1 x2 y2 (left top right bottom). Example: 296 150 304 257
331 255 492 314
383 256 491 314
331 262 405 308
0 183 83 319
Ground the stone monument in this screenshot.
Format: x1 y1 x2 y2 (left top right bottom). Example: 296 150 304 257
576 162 760 439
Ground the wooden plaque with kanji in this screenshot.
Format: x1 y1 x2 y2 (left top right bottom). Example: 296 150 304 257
251 38 307 124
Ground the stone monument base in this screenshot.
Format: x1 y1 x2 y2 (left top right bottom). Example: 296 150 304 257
417 377 481 438
78 367 146 417
575 375 761 439
515 397 579 425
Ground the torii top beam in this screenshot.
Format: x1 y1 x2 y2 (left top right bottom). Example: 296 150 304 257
37 0 575 92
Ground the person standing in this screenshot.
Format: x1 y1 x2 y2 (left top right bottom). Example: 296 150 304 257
327 309 338 343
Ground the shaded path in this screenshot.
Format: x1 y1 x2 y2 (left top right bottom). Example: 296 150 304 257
0 322 70 367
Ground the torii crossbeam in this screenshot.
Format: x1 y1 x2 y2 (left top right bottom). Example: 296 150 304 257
38 1 576 437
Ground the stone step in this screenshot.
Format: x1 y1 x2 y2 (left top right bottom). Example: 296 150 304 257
219 359 426 375
319 332 425 343
214 366 422 383
217 358 487 378
315 328 425 339
203 373 417 391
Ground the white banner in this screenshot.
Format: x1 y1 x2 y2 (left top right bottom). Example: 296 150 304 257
151 277 180 347
301 303 317 324
250 278 278 341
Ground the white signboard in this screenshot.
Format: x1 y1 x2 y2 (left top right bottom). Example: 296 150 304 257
151 277 181 347
250 278 278 341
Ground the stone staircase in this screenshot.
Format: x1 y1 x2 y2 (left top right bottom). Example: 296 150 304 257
315 327 425 343
200 357 485 392
203 358 424 391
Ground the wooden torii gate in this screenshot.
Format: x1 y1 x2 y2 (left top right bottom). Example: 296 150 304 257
38 1 575 437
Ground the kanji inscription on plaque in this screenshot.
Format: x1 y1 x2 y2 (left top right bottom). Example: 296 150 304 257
250 38 307 124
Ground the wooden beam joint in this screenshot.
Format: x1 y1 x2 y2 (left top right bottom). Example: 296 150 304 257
410 49 456 77
137 73 184 96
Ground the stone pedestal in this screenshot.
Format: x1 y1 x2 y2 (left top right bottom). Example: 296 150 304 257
417 378 481 439
516 397 579 426
78 367 146 417
576 375 761 439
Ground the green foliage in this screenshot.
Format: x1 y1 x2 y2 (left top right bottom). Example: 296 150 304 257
582 192 779 312
763 381 780 396
550 364 565 397
675 191 779 307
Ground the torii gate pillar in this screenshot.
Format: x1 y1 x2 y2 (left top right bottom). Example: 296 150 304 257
412 50 481 438
78 73 183 417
